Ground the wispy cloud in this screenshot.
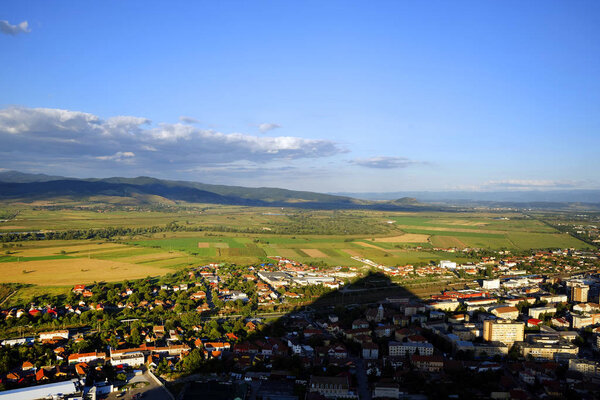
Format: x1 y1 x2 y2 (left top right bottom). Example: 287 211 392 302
258 123 281 133
482 179 578 190
350 156 421 169
0 106 345 172
0 20 30 36
96 151 136 162
179 116 199 124
449 179 589 192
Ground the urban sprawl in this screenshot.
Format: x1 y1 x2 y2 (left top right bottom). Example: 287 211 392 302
1 248 600 399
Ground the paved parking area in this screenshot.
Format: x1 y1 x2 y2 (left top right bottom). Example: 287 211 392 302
104 372 172 400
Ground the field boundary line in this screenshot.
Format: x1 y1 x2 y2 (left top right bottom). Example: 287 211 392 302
0 290 17 308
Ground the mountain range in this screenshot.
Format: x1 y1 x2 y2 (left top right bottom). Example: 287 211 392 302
0 171 425 211
0 171 598 211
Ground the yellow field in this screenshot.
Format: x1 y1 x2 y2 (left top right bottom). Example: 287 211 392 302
275 249 301 259
443 220 488 227
0 259 169 286
117 252 187 263
370 234 430 243
342 249 362 257
430 236 467 248
356 241 387 250
301 248 328 257
197 242 210 248
12 243 126 257
142 256 194 267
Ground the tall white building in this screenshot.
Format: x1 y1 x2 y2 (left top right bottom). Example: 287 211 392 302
482 279 500 290
439 260 457 269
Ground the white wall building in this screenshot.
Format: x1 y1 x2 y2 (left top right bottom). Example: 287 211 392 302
482 279 500 290
439 260 457 269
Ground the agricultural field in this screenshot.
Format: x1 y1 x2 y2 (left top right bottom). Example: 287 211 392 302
381 212 590 250
0 240 197 301
0 205 294 232
130 232 475 268
0 204 593 305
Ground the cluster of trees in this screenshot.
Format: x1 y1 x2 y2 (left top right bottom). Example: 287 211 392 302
0 343 55 374
0 221 197 242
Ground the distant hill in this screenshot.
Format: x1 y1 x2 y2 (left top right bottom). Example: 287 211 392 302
333 190 600 205
0 170 70 183
93 176 357 204
0 171 433 211
1 170 597 211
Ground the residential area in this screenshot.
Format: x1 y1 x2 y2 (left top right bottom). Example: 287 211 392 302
0 249 599 399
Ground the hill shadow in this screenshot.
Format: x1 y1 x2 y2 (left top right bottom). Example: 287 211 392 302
174 272 463 400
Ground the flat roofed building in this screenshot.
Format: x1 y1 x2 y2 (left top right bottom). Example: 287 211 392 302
528 306 557 319
110 351 145 367
491 306 519 320
571 284 589 303
38 330 69 341
482 279 500 290
539 294 568 304
257 271 291 287
309 375 355 399
517 341 578 360
439 260 457 269
0 379 79 399
569 358 600 376
483 320 524 346
572 313 600 329
388 341 434 357
373 382 400 399
68 351 106 364
411 354 444 372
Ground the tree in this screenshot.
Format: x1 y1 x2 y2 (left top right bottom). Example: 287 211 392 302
183 349 203 372
129 326 142 345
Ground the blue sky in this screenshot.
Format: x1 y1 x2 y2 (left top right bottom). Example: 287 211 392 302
1 1 599 192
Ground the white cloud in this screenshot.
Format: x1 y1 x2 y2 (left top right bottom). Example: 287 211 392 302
258 123 281 133
96 151 136 162
0 106 344 171
0 20 30 35
351 156 420 169
482 179 577 190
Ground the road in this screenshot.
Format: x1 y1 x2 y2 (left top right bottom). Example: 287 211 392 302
352 357 371 400
105 371 172 400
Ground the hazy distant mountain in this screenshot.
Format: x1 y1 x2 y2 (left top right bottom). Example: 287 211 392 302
0 170 431 211
93 176 356 204
333 190 600 204
1 171 597 210
0 170 70 183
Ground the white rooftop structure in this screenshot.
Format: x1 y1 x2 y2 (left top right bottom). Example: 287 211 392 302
0 379 79 400
439 260 457 269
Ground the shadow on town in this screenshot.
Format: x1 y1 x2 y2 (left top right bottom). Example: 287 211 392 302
177 272 507 400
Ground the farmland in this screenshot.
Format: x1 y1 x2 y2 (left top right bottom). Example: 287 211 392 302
387 213 586 250
0 240 196 298
0 203 594 305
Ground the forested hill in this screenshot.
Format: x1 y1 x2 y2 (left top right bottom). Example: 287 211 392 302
0 171 433 211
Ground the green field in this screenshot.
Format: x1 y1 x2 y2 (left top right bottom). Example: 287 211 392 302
0 204 593 304
129 232 477 268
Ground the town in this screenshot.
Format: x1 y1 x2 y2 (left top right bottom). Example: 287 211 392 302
0 249 599 399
